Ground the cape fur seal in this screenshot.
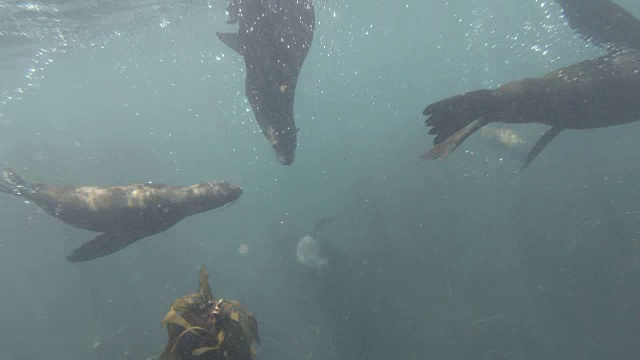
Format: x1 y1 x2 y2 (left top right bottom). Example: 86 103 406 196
554 0 640 51
422 0 640 170
0 169 242 262
217 0 315 165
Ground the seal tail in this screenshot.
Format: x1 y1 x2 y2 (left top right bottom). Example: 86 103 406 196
0 169 34 197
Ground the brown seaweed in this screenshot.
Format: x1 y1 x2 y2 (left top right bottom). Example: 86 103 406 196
160 266 258 360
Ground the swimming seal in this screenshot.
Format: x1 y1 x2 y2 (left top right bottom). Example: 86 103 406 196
422 0 640 170
0 169 242 262
554 0 640 51
217 0 315 165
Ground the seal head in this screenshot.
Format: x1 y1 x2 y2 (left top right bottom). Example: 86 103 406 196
183 181 243 215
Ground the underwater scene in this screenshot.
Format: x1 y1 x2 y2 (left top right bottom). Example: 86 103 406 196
1 0 639 359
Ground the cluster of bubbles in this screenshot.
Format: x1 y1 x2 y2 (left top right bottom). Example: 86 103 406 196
0 0 227 116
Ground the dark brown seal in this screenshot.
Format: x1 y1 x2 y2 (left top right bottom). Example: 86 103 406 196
0 169 242 262
217 0 315 165
554 0 640 51
422 0 640 170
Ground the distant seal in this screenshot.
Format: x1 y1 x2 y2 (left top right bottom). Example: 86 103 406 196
217 0 315 165
554 0 640 51
0 169 242 262
422 0 640 170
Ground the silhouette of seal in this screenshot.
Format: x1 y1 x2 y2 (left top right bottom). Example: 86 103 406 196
0 169 242 262
217 0 315 165
422 0 640 170
554 0 640 51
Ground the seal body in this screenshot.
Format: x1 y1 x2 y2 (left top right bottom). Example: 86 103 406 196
217 0 315 165
422 0 640 169
0 169 242 262
490 50 640 130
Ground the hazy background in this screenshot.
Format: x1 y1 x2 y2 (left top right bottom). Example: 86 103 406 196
1 0 639 359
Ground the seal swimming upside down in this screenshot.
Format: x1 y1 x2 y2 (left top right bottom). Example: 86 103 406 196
0 169 242 262
422 0 640 170
217 0 315 165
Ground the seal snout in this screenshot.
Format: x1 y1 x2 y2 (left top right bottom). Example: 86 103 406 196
272 136 297 166
226 183 243 200
276 153 294 166
197 181 242 203
207 181 242 198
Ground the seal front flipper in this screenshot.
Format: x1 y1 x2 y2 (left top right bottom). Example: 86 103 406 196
520 127 563 171
66 231 151 263
216 32 244 56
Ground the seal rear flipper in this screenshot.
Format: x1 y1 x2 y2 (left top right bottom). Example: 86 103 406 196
554 0 640 51
216 32 245 56
422 117 486 160
520 127 563 171
424 88 497 145
0 168 33 196
66 231 149 263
